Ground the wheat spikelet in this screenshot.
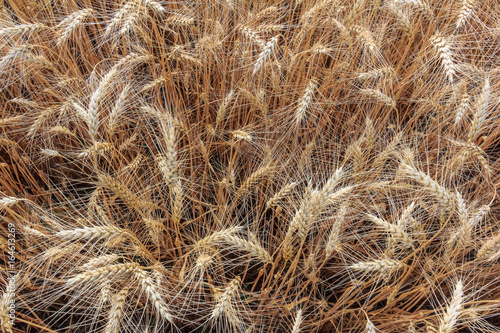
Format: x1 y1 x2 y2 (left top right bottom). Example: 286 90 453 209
100 175 149 210
351 25 378 54
455 92 470 125
438 281 463 333
357 67 396 80
195 227 244 249
231 130 253 142
470 205 489 226
171 180 184 226
27 106 58 137
143 217 165 245
155 111 178 187
325 206 348 258
141 77 172 92
77 142 114 159
40 149 62 158
397 202 415 227
255 24 284 33
166 14 195 26
67 263 140 286
134 268 174 323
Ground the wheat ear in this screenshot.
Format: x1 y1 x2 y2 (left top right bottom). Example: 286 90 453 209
195 227 244 249
360 89 397 110
211 277 241 319
155 111 178 188
225 235 273 263
468 77 490 141
438 280 463 333
400 163 455 210
236 165 273 199
367 214 413 248
88 54 151 139
56 8 94 46
67 263 140 286
477 232 500 261
0 23 47 37
108 84 131 134
325 205 348 258
295 77 318 125
134 268 174 323
80 254 120 270
104 287 130 333
216 90 235 126
431 36 456 84
456 0 475 30
55 226 128 241
291 309 303 333
266 182 297 209
350 259 405 275
253 36 279 75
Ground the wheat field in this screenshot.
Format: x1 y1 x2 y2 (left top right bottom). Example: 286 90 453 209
1 0 500 332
